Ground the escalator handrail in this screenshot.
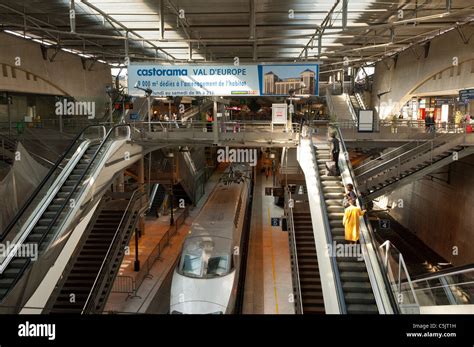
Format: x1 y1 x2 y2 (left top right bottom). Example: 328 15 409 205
284 187 303 314
35 124 132 249
0 125 129 278
334 125 400 314
356 133 457 179
308 130 347 313
82 189 144 313
411 264 474 283
0 124 106 241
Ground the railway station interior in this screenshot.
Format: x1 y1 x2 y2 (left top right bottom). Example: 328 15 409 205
0 0 473 316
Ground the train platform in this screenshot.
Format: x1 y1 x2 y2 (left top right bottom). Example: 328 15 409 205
243 169 294 314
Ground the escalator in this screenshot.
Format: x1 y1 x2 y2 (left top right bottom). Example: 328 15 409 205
297 131 397 314
290 191 324 314
146 184 166 217
0 124 135 310
356 134 474 200
47 190 145 313
314 145 378 314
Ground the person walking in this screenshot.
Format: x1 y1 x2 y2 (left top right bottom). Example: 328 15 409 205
342 198 366 243
329 132 340 174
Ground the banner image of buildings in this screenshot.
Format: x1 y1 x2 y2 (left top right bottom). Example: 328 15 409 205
261 64 318 96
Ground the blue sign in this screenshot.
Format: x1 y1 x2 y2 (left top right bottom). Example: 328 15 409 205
271 217 280 227
459 89 474 102
129 113 140 120
128 63 319 97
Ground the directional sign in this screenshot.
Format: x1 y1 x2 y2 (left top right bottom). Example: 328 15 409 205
459 89 474 102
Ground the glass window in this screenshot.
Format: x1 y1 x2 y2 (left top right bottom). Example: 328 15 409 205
181 253 203 277
207 256 229 276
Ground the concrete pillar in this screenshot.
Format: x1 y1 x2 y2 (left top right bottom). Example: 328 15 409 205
115 170 125 192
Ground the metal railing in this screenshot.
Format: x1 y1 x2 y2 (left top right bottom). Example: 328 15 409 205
284 187 303 314
112 206 190 297
379 240 420 313
403 265 474 307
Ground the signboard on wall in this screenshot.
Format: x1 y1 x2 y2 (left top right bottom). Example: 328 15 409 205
358 109 374 132
272 103 288 124
459 89 474 102
128 63 319 97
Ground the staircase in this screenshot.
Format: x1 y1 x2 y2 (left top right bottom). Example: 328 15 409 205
49 192 143 313
315 145 378 314
327 94 354 122
357 135 474 200
292 198 324 314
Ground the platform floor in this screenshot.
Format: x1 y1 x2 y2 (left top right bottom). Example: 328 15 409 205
243 169 295 314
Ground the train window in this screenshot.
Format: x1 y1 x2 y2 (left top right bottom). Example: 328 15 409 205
207 255 230 277
181 253 203 277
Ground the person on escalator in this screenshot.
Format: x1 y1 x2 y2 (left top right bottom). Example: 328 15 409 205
342 198 366 243
343 184 357 208
329 132 340 174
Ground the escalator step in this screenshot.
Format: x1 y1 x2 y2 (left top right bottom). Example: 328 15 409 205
340 271 370 281
346 304 378 314
345 292 376 304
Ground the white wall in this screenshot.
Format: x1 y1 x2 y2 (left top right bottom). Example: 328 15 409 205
372 26 474 119
0 32 112 118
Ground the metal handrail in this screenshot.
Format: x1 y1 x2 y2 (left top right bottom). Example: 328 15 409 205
0 124 106 240
379 240 420 308
82 189 144 313
334 125 400 313
354 141 421 175
284 187 303 314
411 266 474 284
35 124 131 248
308 129 347 313
357 133 458 180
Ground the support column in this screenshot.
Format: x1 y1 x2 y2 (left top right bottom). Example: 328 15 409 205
115 170 125 192
213 101 219 145
138 158 145 235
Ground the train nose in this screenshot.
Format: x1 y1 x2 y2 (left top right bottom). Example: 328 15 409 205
170 301 226 314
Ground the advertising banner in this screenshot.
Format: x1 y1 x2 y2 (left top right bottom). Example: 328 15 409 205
128 65 260 97
128 63 319 97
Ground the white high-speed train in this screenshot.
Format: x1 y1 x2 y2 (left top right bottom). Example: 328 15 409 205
170 165 252 314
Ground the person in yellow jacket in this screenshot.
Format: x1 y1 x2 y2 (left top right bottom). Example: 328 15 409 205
342 198 367 242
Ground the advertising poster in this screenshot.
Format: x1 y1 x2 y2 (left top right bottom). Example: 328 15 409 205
128 63 319 97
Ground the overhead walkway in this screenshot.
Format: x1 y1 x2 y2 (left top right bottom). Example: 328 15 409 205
0 124 149 313
354 133 474 201
293 133 396 314
133 121 301 148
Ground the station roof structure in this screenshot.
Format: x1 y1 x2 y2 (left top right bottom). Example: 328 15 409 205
0 0 473 75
